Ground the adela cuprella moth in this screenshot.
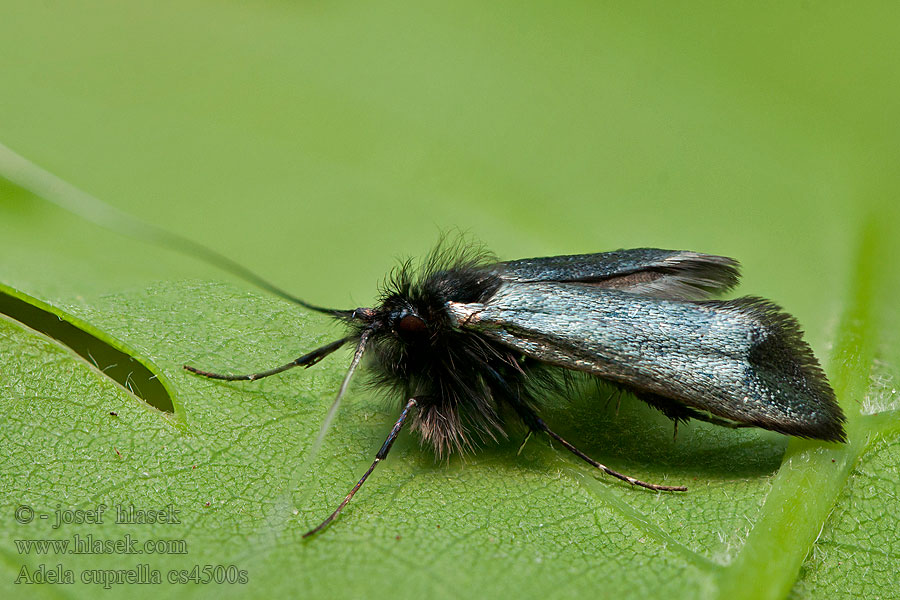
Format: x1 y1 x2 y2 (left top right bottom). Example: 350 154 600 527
185 239 845 537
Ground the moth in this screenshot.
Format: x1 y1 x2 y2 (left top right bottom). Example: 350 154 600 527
185 240 846 537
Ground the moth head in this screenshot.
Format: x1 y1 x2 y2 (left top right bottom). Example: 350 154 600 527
349 304 430 343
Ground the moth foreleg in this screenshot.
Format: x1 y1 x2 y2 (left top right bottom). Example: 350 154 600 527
184 337 349 381
302 397 418 538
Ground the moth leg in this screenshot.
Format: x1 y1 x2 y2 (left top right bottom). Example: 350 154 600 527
533 417 687 492
483 366 685 492
184 337 349 381
303 397 418 538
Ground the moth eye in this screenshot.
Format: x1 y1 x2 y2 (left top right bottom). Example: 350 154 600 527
396 314 428 337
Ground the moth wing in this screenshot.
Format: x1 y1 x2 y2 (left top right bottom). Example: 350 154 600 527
496 248 740 300
450 282 844 441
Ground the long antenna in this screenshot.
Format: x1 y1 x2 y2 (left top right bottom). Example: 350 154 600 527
308 330 372 460
0 141 350 317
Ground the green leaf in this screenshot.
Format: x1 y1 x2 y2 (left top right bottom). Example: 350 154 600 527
1 2 899 599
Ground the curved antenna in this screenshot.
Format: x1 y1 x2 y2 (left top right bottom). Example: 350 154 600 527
0 141 350 317
307 329 372 460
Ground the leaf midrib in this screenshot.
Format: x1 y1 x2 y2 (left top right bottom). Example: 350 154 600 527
714 219 890 600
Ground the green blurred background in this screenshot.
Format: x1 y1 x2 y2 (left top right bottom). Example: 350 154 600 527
1 2 899 599
3 1 897 322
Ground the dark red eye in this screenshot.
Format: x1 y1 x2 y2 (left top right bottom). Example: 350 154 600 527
397 314 427 337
